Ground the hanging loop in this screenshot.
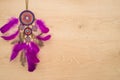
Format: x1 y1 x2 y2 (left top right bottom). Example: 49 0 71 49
25 0 29 10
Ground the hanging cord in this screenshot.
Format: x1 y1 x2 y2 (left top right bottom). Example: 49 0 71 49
25 0 29 10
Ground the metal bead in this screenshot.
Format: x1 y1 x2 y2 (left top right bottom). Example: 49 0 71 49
32 25 37 31
19 24 25 30
25 36 31 43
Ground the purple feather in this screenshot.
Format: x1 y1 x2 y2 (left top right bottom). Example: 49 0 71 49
1 30 19 40
0 17 18 33
36 35 51 41
26 42 40 72
30 42 40 53
35 19 49 33
10 42 26 61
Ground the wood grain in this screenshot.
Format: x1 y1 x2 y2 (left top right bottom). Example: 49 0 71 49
0 0 120 80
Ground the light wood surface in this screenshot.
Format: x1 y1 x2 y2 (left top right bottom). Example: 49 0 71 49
0 0 120 80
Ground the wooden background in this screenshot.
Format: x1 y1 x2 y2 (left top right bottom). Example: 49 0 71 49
0 0 120 80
